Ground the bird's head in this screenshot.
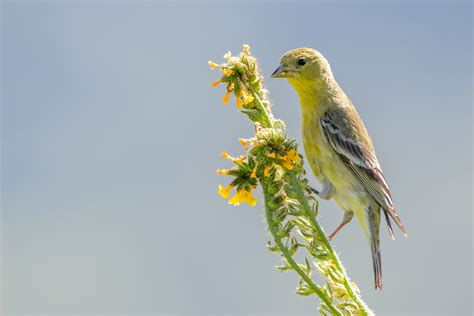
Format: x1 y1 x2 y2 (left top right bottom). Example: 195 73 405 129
271 48 333 90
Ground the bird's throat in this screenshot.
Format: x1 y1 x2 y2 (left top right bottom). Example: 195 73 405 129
288 78 326 115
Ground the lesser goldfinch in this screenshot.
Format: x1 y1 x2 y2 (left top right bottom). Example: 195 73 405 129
272 48 406 290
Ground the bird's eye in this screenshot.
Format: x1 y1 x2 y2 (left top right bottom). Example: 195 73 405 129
297 58 306 66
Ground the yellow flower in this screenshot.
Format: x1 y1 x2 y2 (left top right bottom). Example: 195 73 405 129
278 149 300 170
221 91 230 104
286 149 301 165
218 184 233 199
241 90 254 105
267 152 276 158
216 169 230 175
243 44 250 54
251 166 257 178
208 60 219 69
221 151 246 163
250 138 259 147
281 159 294 170
235 95 243 108
228 189 257 206
264 165 272 177
221 151 233 161
235 155 246 163
223 68 233 76
238 138 248 150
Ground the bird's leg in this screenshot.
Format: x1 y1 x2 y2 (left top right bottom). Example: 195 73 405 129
328 211 354 241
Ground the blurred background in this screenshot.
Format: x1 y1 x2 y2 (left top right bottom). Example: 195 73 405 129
1 1 472 315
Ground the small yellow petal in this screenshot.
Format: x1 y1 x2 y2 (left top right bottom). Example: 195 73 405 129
228 190 243 206
285 149 301 166
294 154 301 166
228 189 257 206
221 151 233 161
235 155 246 163
250 139 259 147
241 90 254 105
221 91 230 104
287 149 296 160
235 95 243 108
264 165 272 177
218 184 233 199
243 189 257 206
221 151 246 163
282 160 294 170
278 154 287 161
238 138 248 150
208 60 219 69
211 80 221 87
267 152 276 158
216 169 230 175
223 68 233 76
251 167 257 179
247 195 257 206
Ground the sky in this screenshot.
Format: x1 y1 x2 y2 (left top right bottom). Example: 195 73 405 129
1 1 472 315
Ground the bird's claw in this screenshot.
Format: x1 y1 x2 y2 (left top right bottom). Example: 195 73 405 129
308 186 320 195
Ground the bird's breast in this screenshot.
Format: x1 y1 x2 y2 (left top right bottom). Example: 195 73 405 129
301 114 330 182
302 112 369 210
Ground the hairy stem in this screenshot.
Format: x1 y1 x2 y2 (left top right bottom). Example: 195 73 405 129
262 183 341 316
249 87 274 128
287 172 370 315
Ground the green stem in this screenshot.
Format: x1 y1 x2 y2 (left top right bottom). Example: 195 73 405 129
262 183 342 316
287 172 370 315
248 87 274 129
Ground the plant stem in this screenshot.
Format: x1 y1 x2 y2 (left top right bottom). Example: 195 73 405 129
287 172 370 315
248 87 274 129
262 184 342 316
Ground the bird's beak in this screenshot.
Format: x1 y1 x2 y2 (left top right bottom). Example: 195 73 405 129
271 64 295 78
271 64 286 78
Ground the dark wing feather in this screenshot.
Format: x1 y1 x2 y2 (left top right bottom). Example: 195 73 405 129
320 110 406 236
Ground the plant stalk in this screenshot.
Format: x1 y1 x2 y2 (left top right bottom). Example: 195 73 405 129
249 87 274 128
262 184 341 316
288 172 370 315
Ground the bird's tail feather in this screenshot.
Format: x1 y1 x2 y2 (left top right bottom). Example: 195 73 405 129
368 205 383 290
385 207 407 237
383 210 395 240
371 236 383 290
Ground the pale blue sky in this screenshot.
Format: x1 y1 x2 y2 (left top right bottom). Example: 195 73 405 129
1 1 472 315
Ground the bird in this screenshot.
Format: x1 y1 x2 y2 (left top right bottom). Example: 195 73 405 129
271 48 406 290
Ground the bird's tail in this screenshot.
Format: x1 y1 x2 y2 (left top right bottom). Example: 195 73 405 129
368 205 383 290
370 234 383 290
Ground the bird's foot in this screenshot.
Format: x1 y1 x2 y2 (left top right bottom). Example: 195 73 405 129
308 186 320 195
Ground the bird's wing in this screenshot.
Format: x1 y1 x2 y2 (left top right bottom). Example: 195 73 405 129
320 108 406 236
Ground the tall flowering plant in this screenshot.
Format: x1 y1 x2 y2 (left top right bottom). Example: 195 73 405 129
210 45 373 316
